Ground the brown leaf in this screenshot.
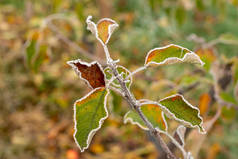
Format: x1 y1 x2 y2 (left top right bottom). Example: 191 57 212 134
67 59 105 89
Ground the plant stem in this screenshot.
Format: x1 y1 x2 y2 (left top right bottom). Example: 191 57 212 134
126 66 147 80
103 45 177 159
160 131 187 158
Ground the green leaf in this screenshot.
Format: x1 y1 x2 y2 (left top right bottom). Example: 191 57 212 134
26 38 37 68
124 103 167 132
219 33 238 45
74 87 109 152
33 44 49 73
221 106 236 121
232 59 238 85
159 94 205 133
75 2 85 22
145 44 204 67
219 91 238 105
104 66 132 89
175 6 186 26
196 0 205 10
110 90 122 114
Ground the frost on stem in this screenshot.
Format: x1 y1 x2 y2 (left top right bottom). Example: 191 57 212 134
67 15 206 159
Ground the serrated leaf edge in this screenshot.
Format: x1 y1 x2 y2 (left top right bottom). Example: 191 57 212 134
86 16 119 45
144 44 205 66
67 59 106 89
159 94 206 134
73 87 109 152
123 105 168 133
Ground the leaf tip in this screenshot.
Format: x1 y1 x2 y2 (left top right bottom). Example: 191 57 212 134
198 125 206 134
86 15 97 35
66 60 73 66
200 60 205 66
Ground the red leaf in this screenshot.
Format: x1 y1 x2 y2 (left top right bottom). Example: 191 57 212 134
67 59 105 89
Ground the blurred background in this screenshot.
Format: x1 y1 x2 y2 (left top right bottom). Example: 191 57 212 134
0 0 238 159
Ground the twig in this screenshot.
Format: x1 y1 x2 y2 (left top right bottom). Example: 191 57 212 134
44 14 106 64
126 66 148 80
138 100 189 158
103 45 177 159
202 39 220 49
178 82 200 94
160 131 187 159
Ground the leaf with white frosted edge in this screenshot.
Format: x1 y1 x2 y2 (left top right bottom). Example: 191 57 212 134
67 59 106 89
86 16 118 45
145 44 204 67
174 125 186 147
124 104 167 132
104 65 132 89
159 94 205 134
74 87 109 152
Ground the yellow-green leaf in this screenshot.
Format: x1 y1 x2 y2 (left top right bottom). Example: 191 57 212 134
124 104 167 132
74 87 109 152
25 31 40 68
159 94 205 134
33 44 49 73
145 44 204 67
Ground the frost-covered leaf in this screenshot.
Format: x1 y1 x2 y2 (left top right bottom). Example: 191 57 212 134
174 125 186 147
67 59 105 89
86 16 118 45
74 87 109 152
145 44 204 67
159 94 205 133
124 103 167 132
104 65 132 89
